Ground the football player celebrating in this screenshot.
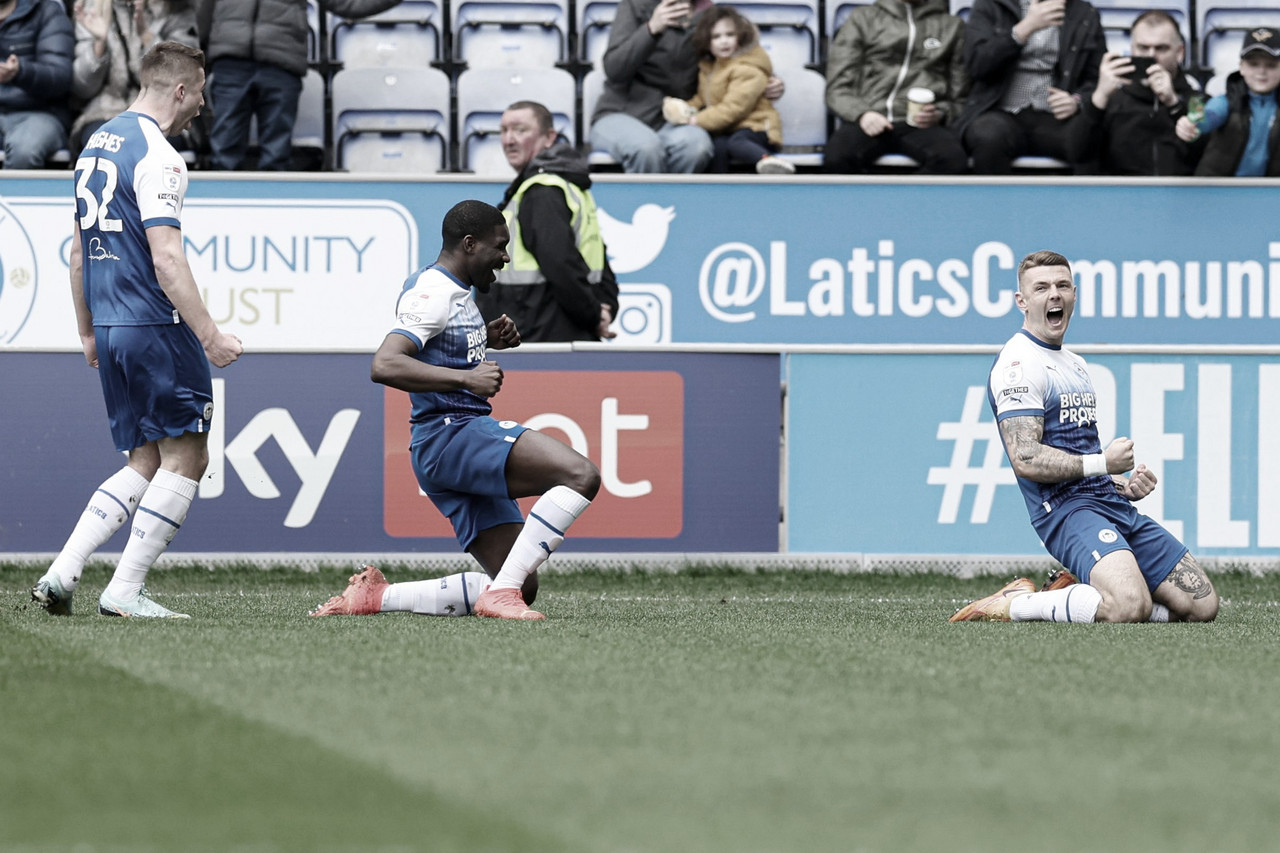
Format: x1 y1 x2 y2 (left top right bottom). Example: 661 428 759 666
951 250 1218 624
312 200 599 621
32 42 242 619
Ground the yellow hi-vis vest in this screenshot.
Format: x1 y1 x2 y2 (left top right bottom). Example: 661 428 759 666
494 172 606 285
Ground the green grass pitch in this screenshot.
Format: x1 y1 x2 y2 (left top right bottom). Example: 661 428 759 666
3 563 1279 853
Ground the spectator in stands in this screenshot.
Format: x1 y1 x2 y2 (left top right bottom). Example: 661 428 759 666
474 100 619 342
662 5 793 173
0 0 73 168
1066 11 1203 176
70 0 198 153
1176 26 1280 177
590 0 783 173
195 0 399 170
822 0 969 174
953 0 1105 174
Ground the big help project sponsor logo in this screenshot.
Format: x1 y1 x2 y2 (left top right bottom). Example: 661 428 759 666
382 371 684 538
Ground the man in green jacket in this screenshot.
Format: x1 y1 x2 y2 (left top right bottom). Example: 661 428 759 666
824 0 969 173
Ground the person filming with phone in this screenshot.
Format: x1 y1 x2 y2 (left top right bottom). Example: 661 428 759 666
1065 10 1205 175
952 0 1106 173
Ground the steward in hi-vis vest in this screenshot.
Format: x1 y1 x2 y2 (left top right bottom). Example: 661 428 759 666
475 139 620 342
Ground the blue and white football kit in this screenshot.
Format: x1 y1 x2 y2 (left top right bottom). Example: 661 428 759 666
390 264 528 548
988 330 1185 590
74 112 212 451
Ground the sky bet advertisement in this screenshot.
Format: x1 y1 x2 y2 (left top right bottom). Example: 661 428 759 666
0 352 780 554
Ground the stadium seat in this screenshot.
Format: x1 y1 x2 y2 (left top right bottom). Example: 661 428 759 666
456 67 576 175
578 0 617 65
1198 4 1280 94
826 0 870 42
307 0 321 63
331 0 443 67
581 68 619 168
331 66 451 173
729 1 820 66
772 67 827 167
452 0 569 68
1085 0 1191 59
292 69 327 161
1011 155 1071 173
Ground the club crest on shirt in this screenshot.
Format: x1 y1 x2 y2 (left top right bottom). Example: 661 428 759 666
163 164 182 191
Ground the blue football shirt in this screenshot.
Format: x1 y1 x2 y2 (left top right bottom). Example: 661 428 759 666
389 264 494 421
73 111 187 327
988 329 1118 527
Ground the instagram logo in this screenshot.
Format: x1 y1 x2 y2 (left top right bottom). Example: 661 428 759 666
613 283 672 344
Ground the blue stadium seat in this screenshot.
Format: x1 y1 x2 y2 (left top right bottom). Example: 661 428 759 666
456 67 576 175
452 0 569 68
578 0 617 65
826 0 871 41
1198 4 1280 94
581 68 619 168
1085 0 1191 60
331 67 451 173
733 1 820 66
331 0 443 67
292 69 327 157
772 67 827 167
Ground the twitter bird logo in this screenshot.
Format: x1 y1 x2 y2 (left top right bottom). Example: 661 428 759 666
596 204 675 273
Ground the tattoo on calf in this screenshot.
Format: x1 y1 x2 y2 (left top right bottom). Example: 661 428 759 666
1168 554 1212 600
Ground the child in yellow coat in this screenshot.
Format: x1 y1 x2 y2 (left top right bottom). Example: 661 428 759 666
663 5 794 173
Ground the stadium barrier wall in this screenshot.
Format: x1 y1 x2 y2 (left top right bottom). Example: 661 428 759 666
3 174 1277 564
785 350 1280 560
7 173 1280 350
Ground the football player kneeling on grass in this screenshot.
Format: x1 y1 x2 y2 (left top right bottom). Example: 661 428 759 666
311 200 599 621
951 251 1218 625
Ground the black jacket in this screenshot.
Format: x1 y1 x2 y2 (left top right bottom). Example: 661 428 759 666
196 0 399 77
0 0 73 123
953 0 1105 139
1195 71 1280 177
1066 70 1205 176
474 144 621 343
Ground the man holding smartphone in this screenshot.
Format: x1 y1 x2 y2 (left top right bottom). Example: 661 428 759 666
952 0 1106 173
1065 10 1206 175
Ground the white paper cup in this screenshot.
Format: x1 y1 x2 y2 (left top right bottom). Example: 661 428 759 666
905 88 935 127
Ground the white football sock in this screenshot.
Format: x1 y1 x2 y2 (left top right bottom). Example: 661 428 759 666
488 485 590 592
380 572 490 616
1148 603 1170 623
48 466 151 590
105 469 197 601
1009 584 1102 623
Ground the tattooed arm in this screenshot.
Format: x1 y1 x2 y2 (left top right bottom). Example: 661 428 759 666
998 416 1137 483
